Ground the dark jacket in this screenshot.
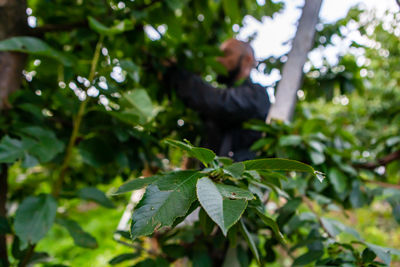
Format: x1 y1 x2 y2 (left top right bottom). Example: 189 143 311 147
167 68 271 161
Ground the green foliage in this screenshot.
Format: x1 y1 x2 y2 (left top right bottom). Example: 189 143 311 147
14 194 57 246
0 37 74 66
130 170 202 239
56 218 98 249
164 139 216 167
197 177 249 236
77 187 115 209
0 0 399 266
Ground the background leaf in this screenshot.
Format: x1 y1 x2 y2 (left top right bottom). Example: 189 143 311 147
77 187 115 208
14 194 57 245
0 36 73 66
114 176 161 195
56 218 98 249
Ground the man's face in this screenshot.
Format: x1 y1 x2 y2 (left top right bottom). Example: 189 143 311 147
216 40 243 86
217 40 243 72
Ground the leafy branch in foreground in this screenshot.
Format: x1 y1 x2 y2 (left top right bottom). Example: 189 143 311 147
115 139 324 263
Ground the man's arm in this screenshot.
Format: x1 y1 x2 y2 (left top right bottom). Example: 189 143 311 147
166 68 270 123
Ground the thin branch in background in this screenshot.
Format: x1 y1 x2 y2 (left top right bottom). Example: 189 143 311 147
19 244 36 267
301 195 336 239
363 179 400 190
354 149 400 170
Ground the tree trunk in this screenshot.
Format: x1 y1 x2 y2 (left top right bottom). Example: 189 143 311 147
0 1 27 265
0 0 28 110
266 0 322 123
0 164 8 266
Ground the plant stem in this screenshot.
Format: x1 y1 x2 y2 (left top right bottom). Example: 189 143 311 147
52 34 104 198
18 244 35 267
301 195 336 239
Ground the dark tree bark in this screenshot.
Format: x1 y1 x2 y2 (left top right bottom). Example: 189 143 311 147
0 1 28 265
267 0 323 122
0 164 8 266
0 0 28 110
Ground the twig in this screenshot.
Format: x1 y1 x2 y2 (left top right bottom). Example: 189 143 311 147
354 150 400 170
19 244 36 267
52 35 104 198
363 179 400 190
301 195 335 239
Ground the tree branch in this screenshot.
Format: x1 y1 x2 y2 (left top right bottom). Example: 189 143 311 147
301 195 336 239
354 149 400 170
363 179 400 190
52 35 104 198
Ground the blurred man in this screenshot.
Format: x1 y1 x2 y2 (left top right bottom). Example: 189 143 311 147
166 39 271 161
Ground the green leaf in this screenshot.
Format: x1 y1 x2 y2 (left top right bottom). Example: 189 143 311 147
328 168 348 195
77 187 115 208
131 171 202 239
22 153 39 168
199 208 215 236
250 138 274 151
292 250 324 266
14 194 57 245
120 59 140 82
0 36 73 66
362 248 376 263
224 162 245 179
217 157 234 166
239 219 260 265
243 158 324 181
308 140 326 153
164 139 216 166
254 208 285 243
114 176 161 195
196 177 248 235
18 126 65 163
0 136 32 163
279 135 302 146
109 111 140 125
88 16 134 36
222 0 240 23
109 253 139 265
222 246 241 267
365 243 392 266
320 218 361 240
191 147 217 166
166 0 185 10
258 170 288 187
215 183 254 200
386 136 400 147
122 89 155 124
78 138 116 168
309 150 325 165
56 218 98 249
